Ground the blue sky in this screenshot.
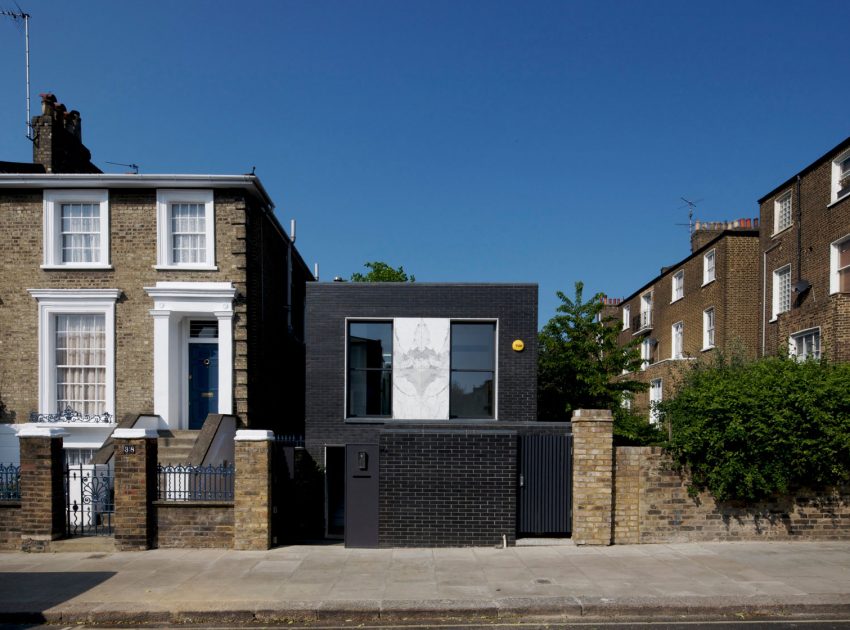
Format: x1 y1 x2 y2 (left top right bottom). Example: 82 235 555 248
1 1 848 325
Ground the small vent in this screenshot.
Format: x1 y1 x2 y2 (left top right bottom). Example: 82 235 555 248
190 320 218 339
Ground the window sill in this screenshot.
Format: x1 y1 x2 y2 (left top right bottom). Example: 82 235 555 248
701 345 715 353
345 417 389 424
670 297 683 304
771 225 793 238
769 317 779 323
154 264 219 271
41 264 113 271
828 193 850 208
701 279 715 287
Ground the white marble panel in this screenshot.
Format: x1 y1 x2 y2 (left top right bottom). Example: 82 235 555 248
392 318 450 420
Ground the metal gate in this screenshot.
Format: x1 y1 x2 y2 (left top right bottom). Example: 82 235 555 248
517 434 572 536
65 463 114 537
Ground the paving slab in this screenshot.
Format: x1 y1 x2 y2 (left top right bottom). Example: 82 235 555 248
1 540 850 624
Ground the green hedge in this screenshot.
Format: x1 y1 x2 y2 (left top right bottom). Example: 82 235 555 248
660 355 850 502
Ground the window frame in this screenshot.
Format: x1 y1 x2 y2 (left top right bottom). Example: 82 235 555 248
345 319 393 419
790 327 821 362
829 234 850 295
831 149 850 205
773 190 793 235
671 321 684 359
640 337 652 370
703 249 716 285
671 270 684 303
28 288 120 417
42 190 111 269
155 189 217 270
703 307 715 350
772 264 792 320
622 304 631 331
648 378 662 426
449 320 497 420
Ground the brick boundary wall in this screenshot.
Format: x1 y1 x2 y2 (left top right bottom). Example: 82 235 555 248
614 446 850 543
0 502 22 550
233 430 273 550
154 502 234 548
18 427 66 552
113 430 158 551
571 409 614 545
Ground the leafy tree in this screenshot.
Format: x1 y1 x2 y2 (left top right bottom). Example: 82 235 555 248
351 261 415 282
538 282 655 443
662 353 850 502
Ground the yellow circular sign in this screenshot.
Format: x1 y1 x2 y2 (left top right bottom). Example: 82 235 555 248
512 339 525 352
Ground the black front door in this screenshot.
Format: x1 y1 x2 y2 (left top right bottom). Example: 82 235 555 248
517 434 572 536
345 443 379 548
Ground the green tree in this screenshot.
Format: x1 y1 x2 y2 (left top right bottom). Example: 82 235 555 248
538 282 656 443
351 261 415 282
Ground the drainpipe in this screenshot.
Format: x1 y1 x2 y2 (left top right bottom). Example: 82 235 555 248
796 175 803 296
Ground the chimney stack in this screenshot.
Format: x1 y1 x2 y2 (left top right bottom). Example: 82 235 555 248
31 93 100 174
690 217 760 253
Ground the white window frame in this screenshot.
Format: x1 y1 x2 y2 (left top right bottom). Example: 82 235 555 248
829 234 850 295
640 337 652 370
773 190 792 235
28 288 120 416
772 264 791 320
42 190 111 269
671 270 684 302
649 378 662 426
671 321 684 359
155 189 216 270
789 327 821 362
703 307 715 350
703 249 716 285
830 149 850 205
622 304 631 331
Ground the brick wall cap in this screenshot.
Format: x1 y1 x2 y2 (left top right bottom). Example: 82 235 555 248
234 429 273 441
571 409 614 422
17 424 68 438
113 428 157 439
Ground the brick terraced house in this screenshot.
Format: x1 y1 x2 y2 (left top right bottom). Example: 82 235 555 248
759 136 850 362
615 221 761 421
304 282 573 548
0 95 312 466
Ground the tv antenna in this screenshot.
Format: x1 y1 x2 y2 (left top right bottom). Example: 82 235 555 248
677 197 702 233
1 4 33 140
105 161 140 174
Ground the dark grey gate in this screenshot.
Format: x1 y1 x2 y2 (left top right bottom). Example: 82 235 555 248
65 463 114 537
517 434 572 536
345 443 379 548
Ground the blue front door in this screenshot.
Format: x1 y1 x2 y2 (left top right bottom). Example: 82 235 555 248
188 343 218 430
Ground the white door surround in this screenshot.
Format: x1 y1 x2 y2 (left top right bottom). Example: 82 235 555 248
144 282 235 429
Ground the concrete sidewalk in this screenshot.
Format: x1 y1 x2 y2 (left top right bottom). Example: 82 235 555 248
1 541 850 625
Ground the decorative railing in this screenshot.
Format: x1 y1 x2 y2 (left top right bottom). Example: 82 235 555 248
157 463 235 501
274 434 305 447
30 406 113 424
0 463 20 501
632 310 653 332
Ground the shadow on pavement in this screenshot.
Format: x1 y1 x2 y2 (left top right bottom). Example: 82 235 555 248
0 572 114 625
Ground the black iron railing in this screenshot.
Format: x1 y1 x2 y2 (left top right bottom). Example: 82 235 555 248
65 463 114 537
274 434 305 447
157 463 235 501
0 463 20 501
30 406 113 424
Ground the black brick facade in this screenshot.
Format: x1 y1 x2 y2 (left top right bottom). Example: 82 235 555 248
379 429 517 547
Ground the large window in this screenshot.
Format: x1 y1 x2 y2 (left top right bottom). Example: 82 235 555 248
156 189 216 270
774 191 792 233
347 321 392 417
29 289 119 416
832 150 850 204
703 307 715 350
622 304 630 331
790 328 820 361
830 235 850 294
649 378 662 426
703 249 716 285
772 265 791 319
42 190 110 269
640 337 652 370
672 270 684 302
671 321 684 359
449 322 495 419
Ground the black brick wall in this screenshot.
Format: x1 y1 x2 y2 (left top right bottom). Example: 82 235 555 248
304 283 538 463
378 429 517 547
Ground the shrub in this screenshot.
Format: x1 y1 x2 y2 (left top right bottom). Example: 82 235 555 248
661 354 850 502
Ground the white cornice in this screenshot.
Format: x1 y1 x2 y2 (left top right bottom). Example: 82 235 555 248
28 288 123 301
144 281 236 301
0 173 274 209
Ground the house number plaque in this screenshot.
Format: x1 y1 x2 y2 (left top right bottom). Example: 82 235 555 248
123 445 136 454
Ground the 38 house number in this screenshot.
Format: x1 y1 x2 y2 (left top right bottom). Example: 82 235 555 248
123 445 136 454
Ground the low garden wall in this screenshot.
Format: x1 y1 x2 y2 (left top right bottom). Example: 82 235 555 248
614 446 850 543
154 502 234 548
0 502 21 550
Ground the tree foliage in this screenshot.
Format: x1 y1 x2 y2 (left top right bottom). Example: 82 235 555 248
538 282 657 443
351 261 415 283
662 353 850 502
